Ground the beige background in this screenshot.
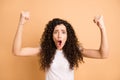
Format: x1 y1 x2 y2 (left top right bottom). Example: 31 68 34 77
0 0 120 80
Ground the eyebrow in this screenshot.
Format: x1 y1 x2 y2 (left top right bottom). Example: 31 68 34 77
54 28 66 31
54 29 66 33
61 29 66 32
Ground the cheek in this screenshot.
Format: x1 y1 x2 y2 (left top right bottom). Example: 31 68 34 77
53 35 57 42
63 35 67 42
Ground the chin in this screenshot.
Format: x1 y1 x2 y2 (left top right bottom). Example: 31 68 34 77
57 47 63 50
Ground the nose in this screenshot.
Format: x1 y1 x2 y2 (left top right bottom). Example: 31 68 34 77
58 32 62 38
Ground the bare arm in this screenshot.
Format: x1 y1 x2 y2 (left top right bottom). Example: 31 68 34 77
12 11 40 56
82 15 109 59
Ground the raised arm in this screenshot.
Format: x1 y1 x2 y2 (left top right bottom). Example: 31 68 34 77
82 15 109 59
12 11 40 56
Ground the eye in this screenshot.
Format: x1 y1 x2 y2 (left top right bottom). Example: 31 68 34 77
62 31 66 34
62 30 66 34
53 30 58 34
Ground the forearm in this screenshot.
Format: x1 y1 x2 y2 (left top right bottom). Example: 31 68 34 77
99 26 109 58
12 24 24 55
82 15 109 59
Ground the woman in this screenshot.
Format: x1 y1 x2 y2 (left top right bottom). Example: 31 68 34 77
12 11 109 80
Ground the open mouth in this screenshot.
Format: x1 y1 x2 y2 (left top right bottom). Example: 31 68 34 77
58 40 62 46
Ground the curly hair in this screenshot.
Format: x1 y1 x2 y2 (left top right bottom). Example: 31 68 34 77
40 18 84 70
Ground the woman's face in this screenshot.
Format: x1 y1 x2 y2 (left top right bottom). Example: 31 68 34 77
53 24 67 50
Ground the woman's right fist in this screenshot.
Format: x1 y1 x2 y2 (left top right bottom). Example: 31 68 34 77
19 11 30 25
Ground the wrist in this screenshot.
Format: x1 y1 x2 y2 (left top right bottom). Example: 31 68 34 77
19 18 25 25
18 23 24 27
19 21 25 25
100 27 106 31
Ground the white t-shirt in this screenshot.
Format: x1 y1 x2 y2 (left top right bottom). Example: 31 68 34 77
46 50 74 80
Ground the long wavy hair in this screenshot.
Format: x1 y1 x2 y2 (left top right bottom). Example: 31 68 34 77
40 18 84 70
